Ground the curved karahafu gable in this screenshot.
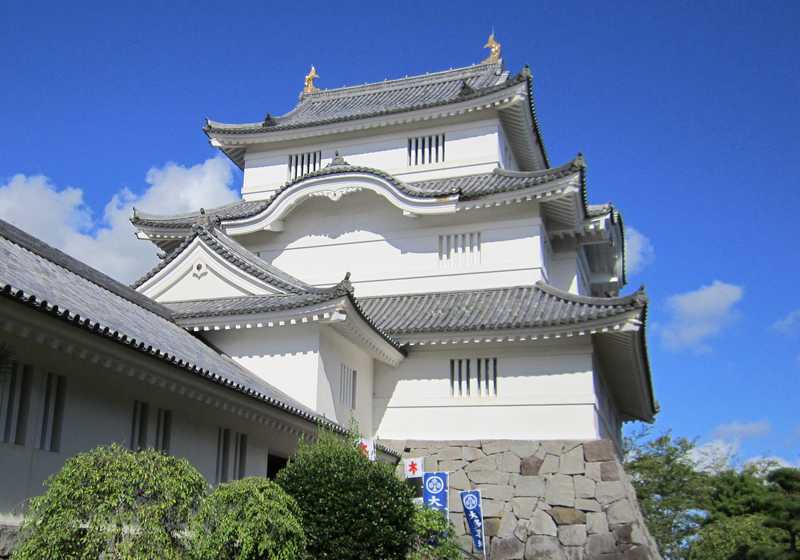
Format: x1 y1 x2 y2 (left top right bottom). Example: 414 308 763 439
131 156 586 239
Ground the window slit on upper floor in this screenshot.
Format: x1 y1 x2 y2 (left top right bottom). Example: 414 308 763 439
408 133 445 166
288 150 322 179
438 232 481 266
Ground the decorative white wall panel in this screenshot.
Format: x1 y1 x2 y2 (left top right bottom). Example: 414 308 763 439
241 191 547 296
241 120 503 200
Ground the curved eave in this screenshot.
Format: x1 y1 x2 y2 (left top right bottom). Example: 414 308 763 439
133 161 585 241
204 79 530 169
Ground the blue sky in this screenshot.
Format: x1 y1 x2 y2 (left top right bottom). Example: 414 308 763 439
1 1 798 465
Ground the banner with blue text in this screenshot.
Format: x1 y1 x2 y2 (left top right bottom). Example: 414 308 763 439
460 489 486 554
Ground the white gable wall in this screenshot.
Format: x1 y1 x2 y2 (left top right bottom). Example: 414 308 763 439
205 326 322 412
319 328 375 435
238 191 549 296
138 238 283 302
203 324 375 432
373 339 603 441
242 119 504 200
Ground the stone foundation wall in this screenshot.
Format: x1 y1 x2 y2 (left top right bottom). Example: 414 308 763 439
381 439 661 560
0 524 19 559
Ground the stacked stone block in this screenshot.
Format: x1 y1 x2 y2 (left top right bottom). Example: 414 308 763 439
383 439 661 560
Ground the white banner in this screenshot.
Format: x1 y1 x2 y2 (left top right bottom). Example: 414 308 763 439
403 457 424 478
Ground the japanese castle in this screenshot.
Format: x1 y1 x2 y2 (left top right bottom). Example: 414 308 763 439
0 35 658 557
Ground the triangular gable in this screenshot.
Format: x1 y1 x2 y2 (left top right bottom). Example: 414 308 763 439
133 225 317 303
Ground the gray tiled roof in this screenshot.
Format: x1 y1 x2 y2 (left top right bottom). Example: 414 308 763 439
204 63 511 134
164 281 647 338
131 222 336 294
358 282 647 336
0 218 338 429
166 291 349 320
131 157 584 231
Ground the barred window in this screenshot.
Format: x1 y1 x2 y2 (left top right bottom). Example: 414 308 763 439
0 362 32 446
155 408 172 454
450 358 497 397
216 427 247 483
39 372 66 452
130 400 149 451
408 133 445 166
288 150 322 179
438 232 481 266
339 364 357 410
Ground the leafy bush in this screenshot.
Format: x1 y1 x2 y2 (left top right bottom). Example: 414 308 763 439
408 505 462 560
13 443 206 560
277 430 415 560
190 477 306 560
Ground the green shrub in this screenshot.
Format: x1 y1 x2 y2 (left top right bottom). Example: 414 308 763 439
13 443 206 560
277 430 415 560
408 505 462 560
190 477 306 560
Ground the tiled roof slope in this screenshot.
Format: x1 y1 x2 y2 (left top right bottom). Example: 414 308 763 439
358 282 647 336
131 221 335 294
164 281 647 338
167 290 350 320
0 218 334 428
131 157 584 231
204 62 510 134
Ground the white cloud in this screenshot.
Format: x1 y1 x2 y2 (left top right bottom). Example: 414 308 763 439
692 420 774 472
713 420 771 441
0 157 238 283
660 280 744 352
744 455 800 472
772 309 800 335
625 226 655 275
690 439 737 473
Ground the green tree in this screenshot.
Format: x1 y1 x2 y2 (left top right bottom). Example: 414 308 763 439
624 429 708 559
407 506 461 560
13 444 206 560
741 468 800 559
704 466 776 521
689 515 781 560
190 477 306 560
277 430 415 560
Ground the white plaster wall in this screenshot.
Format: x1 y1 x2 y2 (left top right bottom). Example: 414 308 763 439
0 335 300 517
592 355 623 450
204 326 321 411
373 341 602 441
238 191 547 296
203 325 375 433
318 328 375 435
242 120 504 200
548 251 581 294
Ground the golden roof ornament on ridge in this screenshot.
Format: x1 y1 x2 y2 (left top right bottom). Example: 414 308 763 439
482 32 501 64
303 65 320 94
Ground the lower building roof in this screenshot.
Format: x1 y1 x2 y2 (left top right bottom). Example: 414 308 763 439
0 218 344 433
